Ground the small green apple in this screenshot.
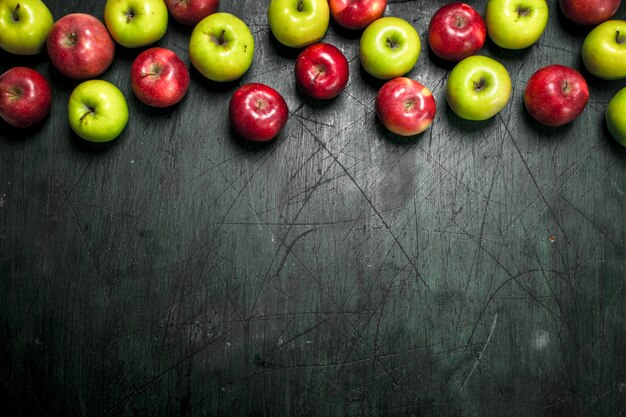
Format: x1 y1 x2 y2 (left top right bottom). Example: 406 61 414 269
485 0 548 49
0 0 53 55
359 16 421 80
104 0 168 48
446 55 512 121
189 12 254 82
606 87 626 146
68 80 129 143
268 0 329 48
582 20 626 80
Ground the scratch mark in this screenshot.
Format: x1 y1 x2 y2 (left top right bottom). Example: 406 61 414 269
460 312 498 391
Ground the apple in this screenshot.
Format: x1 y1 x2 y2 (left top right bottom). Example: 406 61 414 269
295 43 349 99
0 0 53 55
0 67 51 127
164 0 219 26
104 0 168 48
582 20 626 80
606 86 626 147
130 47 189 108
359 16 420 80
375 77 436 136
68 80 129 143
446 55 511 121
559 0 621 26
328 0 386 31
268 0 329 48
523 65 589 127
189 12 254 82
485 0 548 49
228 83 288 142
428 2 486 62
47 13 115 80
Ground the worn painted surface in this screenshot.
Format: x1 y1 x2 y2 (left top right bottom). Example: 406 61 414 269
1 1 625 416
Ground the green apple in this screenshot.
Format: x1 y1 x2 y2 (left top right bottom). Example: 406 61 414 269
582 20 626 80
446 55 511 121
359 16 420 80
268 0 329 48
189 12 254 82
104 0 168 48
606 87 626 146
485 0 548 49
0 0 53 55
68 80 129 143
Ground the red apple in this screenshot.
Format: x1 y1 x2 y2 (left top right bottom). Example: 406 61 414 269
559 0 621 26
375 77 436 136
131 47 189 108
428 3 486 62
329 0 387 30
164 0 220 27
0 67 52 128
228 83 289 142
524 64 589 127
46 13 115 80
295 43 349 100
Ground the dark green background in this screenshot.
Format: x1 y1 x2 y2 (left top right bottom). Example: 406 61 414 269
1 0 625 416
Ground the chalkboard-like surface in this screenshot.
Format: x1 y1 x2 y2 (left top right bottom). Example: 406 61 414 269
1 1 625 416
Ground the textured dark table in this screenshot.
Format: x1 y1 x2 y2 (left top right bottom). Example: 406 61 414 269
1 1 626 416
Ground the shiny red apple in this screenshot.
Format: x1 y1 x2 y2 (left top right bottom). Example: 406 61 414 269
229 83 289 142
329 0 387 30
0 67 52 128
295 43 349 100
375 77 436 136
164 0 220 27
559 0 621 26
428 2 486 62
524 64 589 127
131 47 189 108
46 13 115 80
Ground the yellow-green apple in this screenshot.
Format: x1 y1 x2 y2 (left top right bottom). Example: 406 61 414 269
446 55 511 120
104 0 168 48
524 65 589 127
375 77 436 136
582 20 626 80
606 87 626 146
295 43 349 99
428 2 486 62
0 67 51 127
328 0 386 31
189 12 254 82
559 0 620 26
359 16 420 79
0 0 53 55
47 13 115 80
228 83 288 142
268 0 329 48
485 0 548 49
164 0 219 26
130 47 189 107
68 80 129 143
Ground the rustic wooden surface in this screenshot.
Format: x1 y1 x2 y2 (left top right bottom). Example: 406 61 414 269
1 1 625 416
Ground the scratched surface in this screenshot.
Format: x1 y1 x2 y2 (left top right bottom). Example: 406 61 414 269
1 0 625 416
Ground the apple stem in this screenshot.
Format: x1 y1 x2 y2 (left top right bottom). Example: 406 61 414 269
218 29 225 45
616 31 626 45
126 8 135 23
12 3 20 21
562 79 570 94
69 32 77 45
297 0 304 12
516 5 530 17
473 77 487 92
79 107 95 124
386 38 398 50
455 16 466 28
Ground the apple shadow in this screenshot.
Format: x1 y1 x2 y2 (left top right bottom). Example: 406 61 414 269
69 129 125 153
358 65 387 91
268 33 302 60
189 66 241 94
47 65 82 93
227 126 282 153
328 18 363 40
555 4 593 37
0 119 49 142
482 37 533 62
426 48 456 71
167 18 194 37
443 103 498 134
0 48 49 70
576 55 624 93
131 94 187 119
518 99 577 139
293 84 348 112
602 115 626 156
